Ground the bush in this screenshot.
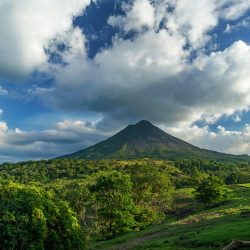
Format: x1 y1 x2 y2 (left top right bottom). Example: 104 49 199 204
0 181 85 250
194 175 227 206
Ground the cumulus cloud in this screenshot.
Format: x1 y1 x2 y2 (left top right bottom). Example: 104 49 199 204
108 0 155 32
44 29 190 123
163 0 250 48
108 0 250 48
167 0 218 49
0 0 90 80
165 123 250 155
45 36 250 128
0 119 110 162
20 0 247 136
220 0 250 20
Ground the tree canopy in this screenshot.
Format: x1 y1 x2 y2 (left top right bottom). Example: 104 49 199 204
194 175 227 206
0 181 85 250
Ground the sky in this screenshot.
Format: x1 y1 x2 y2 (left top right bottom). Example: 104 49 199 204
0 0 250 162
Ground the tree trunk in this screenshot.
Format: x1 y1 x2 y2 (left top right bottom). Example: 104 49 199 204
223 240 250 250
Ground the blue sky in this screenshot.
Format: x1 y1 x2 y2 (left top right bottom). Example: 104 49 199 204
0 0 250 162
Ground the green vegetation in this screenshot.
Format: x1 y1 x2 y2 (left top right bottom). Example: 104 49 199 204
0 156 249 249
0 181 85 250
90 171 136 239
92 184 250 250
194 175 227 206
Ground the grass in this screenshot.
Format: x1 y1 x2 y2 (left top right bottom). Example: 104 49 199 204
90 184 250 250
238 183 250 188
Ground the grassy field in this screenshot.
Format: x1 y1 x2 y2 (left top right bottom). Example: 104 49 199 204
91 184 250 250
239 183 250 188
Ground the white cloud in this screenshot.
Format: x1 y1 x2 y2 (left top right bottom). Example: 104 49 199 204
224 17 250 33
108 0 250 49
0 86 8 95
0 0 90 80
224 24 232 34
167 0 250 49
167 0 218 49
220 0 250 20
28 1 250 130
0 118 108 162
45 34 250 128
109 0 155 32
45 28 192 124
233 115 242 123
165 123 250 155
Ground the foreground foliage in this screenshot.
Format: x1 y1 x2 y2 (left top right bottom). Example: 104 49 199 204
90 168 173 239
0 158 249 248
0 181 85 250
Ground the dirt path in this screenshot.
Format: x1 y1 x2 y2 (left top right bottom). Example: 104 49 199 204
109 231 168 250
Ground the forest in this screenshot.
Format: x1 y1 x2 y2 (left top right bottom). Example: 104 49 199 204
0 158 250 249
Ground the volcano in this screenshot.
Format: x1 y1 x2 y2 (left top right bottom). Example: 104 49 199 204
61 120 249 162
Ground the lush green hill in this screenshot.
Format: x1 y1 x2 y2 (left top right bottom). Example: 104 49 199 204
1 159 249 249
61 120 250 162
91 184 250 250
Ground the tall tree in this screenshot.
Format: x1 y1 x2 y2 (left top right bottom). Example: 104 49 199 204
125 163 173 226
90 171 136 239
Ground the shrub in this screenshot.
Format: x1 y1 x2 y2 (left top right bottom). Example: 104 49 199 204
194 175 227 206
0 182 85 250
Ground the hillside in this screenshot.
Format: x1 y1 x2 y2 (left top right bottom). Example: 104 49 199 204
92 184 250 250
1 158 249 249
61 120 249 162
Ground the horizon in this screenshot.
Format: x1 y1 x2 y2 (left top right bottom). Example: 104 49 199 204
0 0 250 162
16 119 250 163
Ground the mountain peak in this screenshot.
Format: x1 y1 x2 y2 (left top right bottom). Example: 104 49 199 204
60 121 250 162
62 120 200 160
123 120 163 138
135 120 154 126
125 120 154 130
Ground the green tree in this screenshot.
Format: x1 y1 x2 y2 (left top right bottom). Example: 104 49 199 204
90 171 136 239
194 175 227 206
0 181 85 250
225 171 250 184
125 164 173 227
126 164 173 208
54 182 94 231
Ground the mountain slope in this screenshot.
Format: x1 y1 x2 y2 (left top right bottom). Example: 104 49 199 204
61 120 249 161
